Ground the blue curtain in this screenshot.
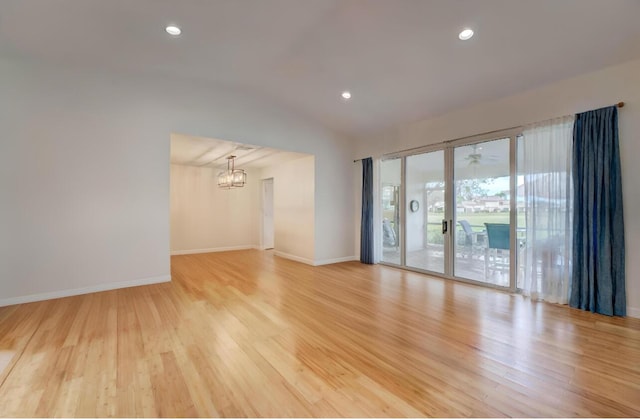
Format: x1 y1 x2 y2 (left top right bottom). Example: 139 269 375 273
571 106 625 316
360 157 374 264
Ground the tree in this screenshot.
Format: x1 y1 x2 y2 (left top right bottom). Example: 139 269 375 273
456 178 494 201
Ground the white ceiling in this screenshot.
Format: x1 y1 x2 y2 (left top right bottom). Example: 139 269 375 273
170 133 309 169
2 0 640 135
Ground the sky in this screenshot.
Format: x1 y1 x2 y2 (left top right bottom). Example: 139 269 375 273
484 176 525 195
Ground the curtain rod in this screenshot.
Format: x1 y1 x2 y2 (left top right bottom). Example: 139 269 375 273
561 101 624 120
354 101 624 163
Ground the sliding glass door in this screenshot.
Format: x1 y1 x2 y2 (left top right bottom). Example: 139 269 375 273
381 158 402 265
405 151 446 274
379 129 518 290
453 138 513 286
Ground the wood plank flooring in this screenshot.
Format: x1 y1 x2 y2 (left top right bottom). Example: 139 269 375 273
1 249 639 417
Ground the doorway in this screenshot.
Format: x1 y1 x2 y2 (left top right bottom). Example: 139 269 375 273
262 178 274 250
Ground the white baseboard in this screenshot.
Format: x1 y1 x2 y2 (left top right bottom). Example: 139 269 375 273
627 307 640 319
0 274 171 308
171 245 256 256
274 252 357 266
274 251 315 266
314 256 358 266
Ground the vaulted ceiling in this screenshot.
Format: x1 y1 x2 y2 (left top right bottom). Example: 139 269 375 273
2 0 639 135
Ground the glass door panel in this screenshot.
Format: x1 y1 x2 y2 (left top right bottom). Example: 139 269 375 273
380 158 402 264
405 151 446 273
453 138 511 286
516 134 526 289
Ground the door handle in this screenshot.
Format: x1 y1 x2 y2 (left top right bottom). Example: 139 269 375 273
442 220 448 234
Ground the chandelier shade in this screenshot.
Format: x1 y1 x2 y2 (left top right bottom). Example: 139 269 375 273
217 155 246 188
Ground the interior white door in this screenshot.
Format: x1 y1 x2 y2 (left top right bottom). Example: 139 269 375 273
262 178 274 249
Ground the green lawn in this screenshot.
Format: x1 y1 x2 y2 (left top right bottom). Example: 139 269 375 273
450 212 525 230
384 209 528 245
384 211 526 231
425 212 526 244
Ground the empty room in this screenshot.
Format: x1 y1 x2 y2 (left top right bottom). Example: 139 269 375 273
1 0 639 417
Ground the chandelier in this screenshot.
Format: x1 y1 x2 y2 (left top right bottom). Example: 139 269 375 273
217 155 246 189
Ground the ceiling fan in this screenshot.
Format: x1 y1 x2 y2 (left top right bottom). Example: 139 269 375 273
464 145 483 165
464 144 500 165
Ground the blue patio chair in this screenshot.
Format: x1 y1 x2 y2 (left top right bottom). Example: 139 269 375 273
484 223 510 277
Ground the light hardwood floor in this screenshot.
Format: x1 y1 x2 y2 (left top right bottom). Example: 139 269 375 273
1 250 639 417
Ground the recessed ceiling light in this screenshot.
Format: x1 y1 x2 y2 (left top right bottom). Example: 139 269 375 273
166 25 181 36
458 28 474 40
341 91 352 100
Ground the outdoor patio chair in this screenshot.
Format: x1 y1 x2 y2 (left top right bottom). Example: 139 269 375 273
382 218 397 247
484 223 510 277
458 220 484 258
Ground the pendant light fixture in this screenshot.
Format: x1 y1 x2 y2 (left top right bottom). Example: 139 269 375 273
217 155 247 189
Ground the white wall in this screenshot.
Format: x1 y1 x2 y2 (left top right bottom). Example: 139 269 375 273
355 58 640 318
170 156 315 263
261 178 275 249
170 164 258 254
0 56 355 305
260 156 316 264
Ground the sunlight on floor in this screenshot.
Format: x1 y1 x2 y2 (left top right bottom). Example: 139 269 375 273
0 350 15 375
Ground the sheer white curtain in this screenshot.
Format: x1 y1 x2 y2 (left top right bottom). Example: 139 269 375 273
518 116 574 304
